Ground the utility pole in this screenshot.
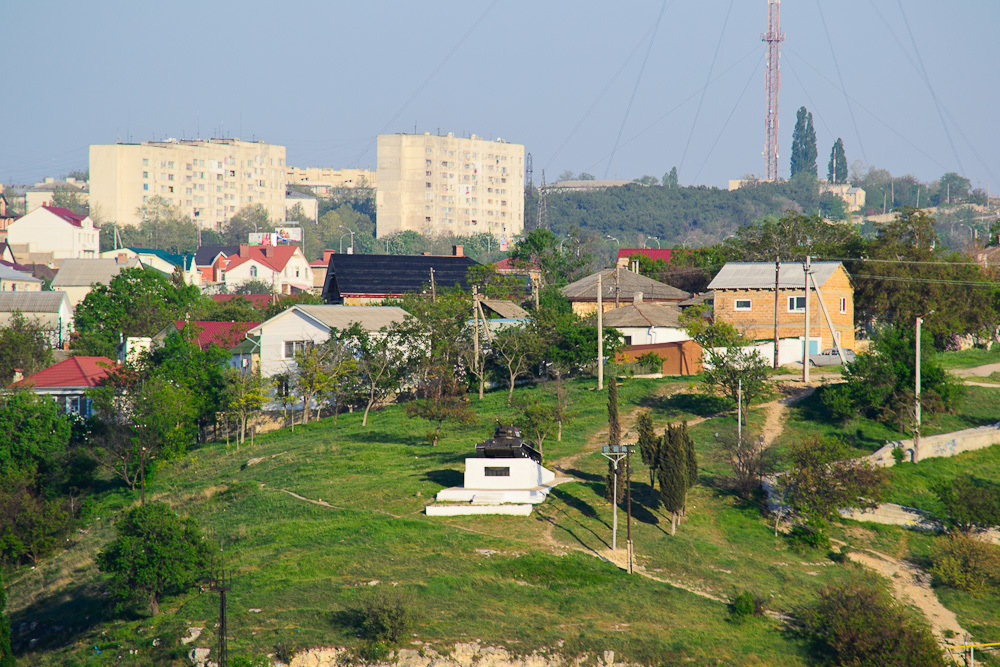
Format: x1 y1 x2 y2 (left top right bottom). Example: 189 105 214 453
915 315 923 455
625 440 633 574
600 445 628 551
773 256 781 368
762 0 784 181
803 256 812 383
210 549 231 667
597 273 604 390
430 268 436 303
537 169 549 230
473 286 482 399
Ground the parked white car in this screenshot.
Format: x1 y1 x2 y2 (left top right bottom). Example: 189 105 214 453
808 348 856 366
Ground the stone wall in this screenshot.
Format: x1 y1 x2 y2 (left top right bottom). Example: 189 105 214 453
866 421 1000 466
289 643 634 667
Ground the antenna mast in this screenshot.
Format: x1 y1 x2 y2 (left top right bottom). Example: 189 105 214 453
762 0 784 181
537 169 549 231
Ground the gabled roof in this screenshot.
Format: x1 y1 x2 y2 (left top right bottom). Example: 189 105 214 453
51 258 141 287
561 268 690 301
250 305 409 336
164 321 260 351
0 291 71 314
321 253 478 303
210 294 274 309
127 247 194 269
12 356 115 389
480 298 530 319
616 248 677 263
40 206 88 228
0 264 42 283
195 244 240 267
707 261 846 290
601 302 684 328
230 335 260 355
224 245 298 273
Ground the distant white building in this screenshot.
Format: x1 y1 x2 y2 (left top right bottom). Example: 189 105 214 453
51 256 142 308
5 204 99 261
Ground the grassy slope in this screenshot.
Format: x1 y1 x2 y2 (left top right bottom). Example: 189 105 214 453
936 348 1000 370
7 376 1000 665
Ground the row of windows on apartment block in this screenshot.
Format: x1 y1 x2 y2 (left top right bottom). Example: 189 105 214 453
141 195 266 215
423 171 510 187
423 148 518 163
141 157 285 168
424 207 510 218
423 217 512 230
143 184 278 200
143 171 276 188
425 159 510 175
733 296 849 314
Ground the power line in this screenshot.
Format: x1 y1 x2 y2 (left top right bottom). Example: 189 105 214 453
851 274 998 288
604 0 669 179
814 0 867 165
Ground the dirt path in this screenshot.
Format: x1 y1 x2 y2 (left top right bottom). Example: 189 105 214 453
846 547 968 645
760 385 816 446
952 361 1000 378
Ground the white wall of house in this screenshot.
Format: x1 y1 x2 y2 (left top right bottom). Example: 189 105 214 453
6 207 99 259
223 253 314 294
249 308 332 377
615 325 690 347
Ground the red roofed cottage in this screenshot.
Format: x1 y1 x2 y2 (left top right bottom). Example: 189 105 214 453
5 203 99 260
11 356 115 416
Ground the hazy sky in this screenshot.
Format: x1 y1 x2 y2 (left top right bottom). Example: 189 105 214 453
4 1 997 191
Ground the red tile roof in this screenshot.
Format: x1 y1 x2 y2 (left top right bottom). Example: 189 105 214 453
617 248 678 263
41 205 88 228
170 321 260 350
12 356 115 389
224 245 297 273
210 294 274 309
494 257 539 272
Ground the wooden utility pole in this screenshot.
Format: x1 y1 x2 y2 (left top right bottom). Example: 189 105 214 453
430 268 436 302
803 256 811 383
210 550 231 667
626 441 633 574
773 256 781 368
615 265 621 308
597 273 604 390
473 287 482 399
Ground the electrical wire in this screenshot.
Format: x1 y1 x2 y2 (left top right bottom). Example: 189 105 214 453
678 0 733 176
814 0 868 166
604 0 670 179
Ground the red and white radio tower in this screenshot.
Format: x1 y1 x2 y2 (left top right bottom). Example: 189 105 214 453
762 0 784 181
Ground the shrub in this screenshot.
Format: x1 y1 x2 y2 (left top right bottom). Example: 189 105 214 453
930 533 1000 598
798 578 945 667
358 587 416 644
787 525 831 553
728 590 766 623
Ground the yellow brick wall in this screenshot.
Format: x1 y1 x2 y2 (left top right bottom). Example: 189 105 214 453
712 266 855 350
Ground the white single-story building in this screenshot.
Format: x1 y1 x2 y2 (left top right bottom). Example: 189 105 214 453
600 298 690 347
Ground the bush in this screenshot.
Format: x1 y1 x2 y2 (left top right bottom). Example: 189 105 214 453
728 590 766 623
786 525 831 553
798 578 945 666
930 533 1000 598
358 587 416 644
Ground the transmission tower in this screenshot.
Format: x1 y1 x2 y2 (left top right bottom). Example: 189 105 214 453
537 169 549 231
762 0 784 181
209 550 231 667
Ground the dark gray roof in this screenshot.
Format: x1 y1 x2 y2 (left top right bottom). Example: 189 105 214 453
601 302 683 328
321 253 479 303
561 268 689 301
707 261 845 290
480 298 529 319
195 244 240 267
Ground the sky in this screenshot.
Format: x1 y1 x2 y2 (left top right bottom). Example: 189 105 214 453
4 1 998 192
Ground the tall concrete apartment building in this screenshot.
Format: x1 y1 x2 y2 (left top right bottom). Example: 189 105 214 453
89 138 287 228
376 133 524 239
286 167 376 195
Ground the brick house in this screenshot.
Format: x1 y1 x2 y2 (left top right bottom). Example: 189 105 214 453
707 261 855 353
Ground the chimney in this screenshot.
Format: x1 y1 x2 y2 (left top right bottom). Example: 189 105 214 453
11 369 23 383
116 252 128 265
262 246 273 258
422 252 431 256
453 244 464 257
616 256 629 268
634 292 643 304
239 243 250 258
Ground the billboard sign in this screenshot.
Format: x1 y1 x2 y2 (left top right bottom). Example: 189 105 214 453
275 227 303 243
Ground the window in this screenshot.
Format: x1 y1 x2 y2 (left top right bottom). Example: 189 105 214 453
734 299 752 311
623 336 632 346
788 296 806 312
250 265 258 277
425 182 431 188
142 171 148 178
840 297 847 314
284 340 310 358
484 467 510 477
143 183 149 191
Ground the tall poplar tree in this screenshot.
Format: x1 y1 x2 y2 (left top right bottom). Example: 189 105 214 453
827 138 848 184
0 569 14 667
636 411 660 499
790 106 818 179
604 377 626 503
657 424 687 535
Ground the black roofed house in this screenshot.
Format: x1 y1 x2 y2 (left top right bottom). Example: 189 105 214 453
321 245 478 304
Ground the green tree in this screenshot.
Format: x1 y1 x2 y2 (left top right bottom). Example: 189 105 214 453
343 322 414 426
662 167 679 188
224 367 270 446
657 424 687 535
681 421 698 490
0 475 70 564
513 398 559 463
778 438 885 538
135 196 199 254
0 567 12 667
490 323 543 405
936 172 971 204
636 411 659 498
604 377 626 503
0 390 71 480
798 578 945 666
701 346 770 424
719 211 862 264
406 364 476 447
827 138 848 184
0 311 54 384
72 267 201 357
51 186 89 216
97 502 211 616
790 106 817 179
933 475 1000 534
290 343 335 424
222 204 273 245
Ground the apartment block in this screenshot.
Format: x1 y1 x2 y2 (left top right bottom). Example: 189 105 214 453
89 138 287 228
376 132 524 239
285 167 375 195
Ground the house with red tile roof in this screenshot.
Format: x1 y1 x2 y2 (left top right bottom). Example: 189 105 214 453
616 248 680 264
152 321 260 351
210 293 276 309
5 203 99 261
218 243 314 295
11 355 115 416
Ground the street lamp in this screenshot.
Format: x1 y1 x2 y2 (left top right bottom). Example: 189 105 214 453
601 441 636 574
339 225 355 254
645 236 660 249
606 235 620 247
558 234 570 253
915 310 935 454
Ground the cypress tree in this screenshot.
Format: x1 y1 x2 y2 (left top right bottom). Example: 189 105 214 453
657 424 687 535
604 377 625 503
790 106 818 179
636 411 660 499
682 421 698 488
0 569 13 667
827 138 848 184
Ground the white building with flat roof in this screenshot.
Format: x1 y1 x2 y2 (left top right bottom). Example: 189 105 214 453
376 132 524 239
